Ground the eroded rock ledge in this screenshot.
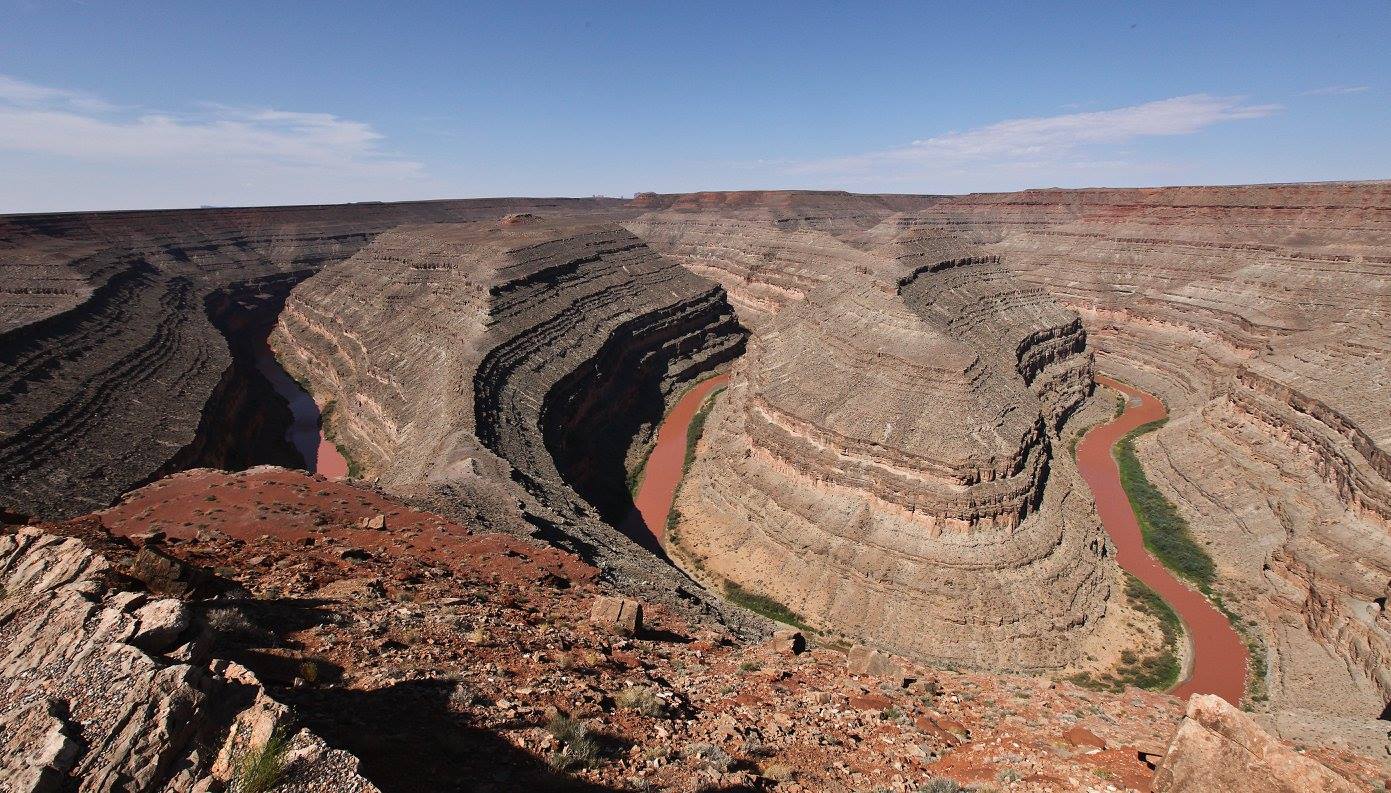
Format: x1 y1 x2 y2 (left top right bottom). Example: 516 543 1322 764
0 528 378 792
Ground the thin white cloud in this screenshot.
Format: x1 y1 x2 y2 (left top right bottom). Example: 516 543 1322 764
1301 85 1370 96
786 94 1281 181
0 74 429 212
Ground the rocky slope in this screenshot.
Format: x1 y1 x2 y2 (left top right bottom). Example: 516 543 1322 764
0 199 624 521
917 183 1391 739
269 216 748 625
5 469 1383 792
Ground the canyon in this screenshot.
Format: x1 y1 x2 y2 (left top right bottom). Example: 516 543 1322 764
1 183 1389 790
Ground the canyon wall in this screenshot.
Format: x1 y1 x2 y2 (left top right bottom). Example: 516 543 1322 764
0 199 621 520
917 184 1391 728
650 208 1114 670
270 215 749 620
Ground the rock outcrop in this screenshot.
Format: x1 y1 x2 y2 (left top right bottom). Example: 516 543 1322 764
1154 694 1361 792
0 527 379 792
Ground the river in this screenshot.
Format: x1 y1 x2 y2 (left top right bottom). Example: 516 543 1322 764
253 342 350 479
624 374 730 547
1076 375 1248 704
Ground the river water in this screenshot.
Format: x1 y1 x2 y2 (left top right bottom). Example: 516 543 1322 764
1076 375 1247 704
253 342 350 479
624 374 730 547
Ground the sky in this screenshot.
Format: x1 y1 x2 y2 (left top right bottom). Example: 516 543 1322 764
1 1 1388 212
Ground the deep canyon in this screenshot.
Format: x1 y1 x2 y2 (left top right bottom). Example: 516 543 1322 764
2 184 1389 791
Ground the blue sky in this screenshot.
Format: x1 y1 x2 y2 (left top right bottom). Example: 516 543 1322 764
1 1 1387 211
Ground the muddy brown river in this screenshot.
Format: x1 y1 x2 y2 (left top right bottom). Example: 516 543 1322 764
626 374 730 546
1077 375 1248 704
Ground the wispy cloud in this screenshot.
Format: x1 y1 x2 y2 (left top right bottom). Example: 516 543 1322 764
0 74 429 211
785 94 1281 184
1301 85 1370 96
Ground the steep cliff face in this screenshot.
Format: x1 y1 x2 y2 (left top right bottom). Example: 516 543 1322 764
0 199 623 520
668 221 1111 670
918 183 1391 724
271 216 748 620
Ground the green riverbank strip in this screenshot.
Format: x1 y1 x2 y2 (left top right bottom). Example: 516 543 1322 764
1113 418 1216 592
1110 414 1269 705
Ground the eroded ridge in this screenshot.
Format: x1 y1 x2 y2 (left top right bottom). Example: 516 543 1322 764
0 199 623 520
271 216 749 621
669 221 1111 670
918 183 1391 734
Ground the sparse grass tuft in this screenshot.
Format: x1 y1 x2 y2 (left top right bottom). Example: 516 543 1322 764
234 728 289 793
545 714 600 771
615 685 666 717
918 778 966 793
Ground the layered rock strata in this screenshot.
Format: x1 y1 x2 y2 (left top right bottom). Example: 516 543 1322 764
0 198 622 520
271 217 748 620
918 183 1391 725
670 222 1110 669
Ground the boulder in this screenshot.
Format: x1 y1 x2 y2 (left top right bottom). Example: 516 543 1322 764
1061 726 1106 750
765 629 806 655
1152 694 1361 792
590 595 643 636
129 544 207 596
846 644 909 685
129 599 191 653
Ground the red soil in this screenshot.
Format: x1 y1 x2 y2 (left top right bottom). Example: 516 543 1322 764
96 467 596 586
624 374 730 546
1076 375 1248 705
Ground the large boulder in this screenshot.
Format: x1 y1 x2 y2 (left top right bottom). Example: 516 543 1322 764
1153 694 1361 792
590 595 643 637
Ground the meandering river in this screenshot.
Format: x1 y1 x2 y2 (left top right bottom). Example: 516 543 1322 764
1076 375 1247 704
629 370 1246 703
625 374 730 546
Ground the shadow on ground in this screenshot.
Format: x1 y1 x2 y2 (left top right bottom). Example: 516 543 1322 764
284 679 621 793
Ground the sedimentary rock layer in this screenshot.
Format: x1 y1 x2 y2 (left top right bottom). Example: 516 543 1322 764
670 220 1110 670
271 217 748 619
919 183 1391 726
0 199 621 520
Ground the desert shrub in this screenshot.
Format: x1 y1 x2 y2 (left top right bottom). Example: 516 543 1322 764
919 778 966 793
722 581 811 632
233 729 289 793
615 685 666 717
680 742 733 772
545 714 600 771
1114 419 1216 591
204 607 273 645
